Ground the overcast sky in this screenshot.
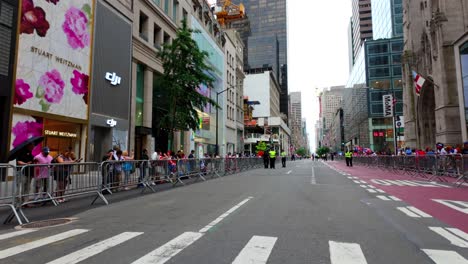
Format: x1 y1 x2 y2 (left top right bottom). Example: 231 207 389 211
208 0 352 151
288 0 351 150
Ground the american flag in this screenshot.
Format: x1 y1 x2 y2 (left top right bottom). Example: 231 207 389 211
412 71 426 96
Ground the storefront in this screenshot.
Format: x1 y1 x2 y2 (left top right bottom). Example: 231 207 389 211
87 0 132 161
10 0 95 159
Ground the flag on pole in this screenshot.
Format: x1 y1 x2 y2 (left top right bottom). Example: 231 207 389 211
412 71 426 96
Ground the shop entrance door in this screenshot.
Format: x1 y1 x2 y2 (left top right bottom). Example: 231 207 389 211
92 126 112 161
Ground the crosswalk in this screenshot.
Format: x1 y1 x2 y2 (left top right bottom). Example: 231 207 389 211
0 228 466 263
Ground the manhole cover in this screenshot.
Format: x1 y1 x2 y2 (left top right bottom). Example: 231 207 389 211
18 218 76 229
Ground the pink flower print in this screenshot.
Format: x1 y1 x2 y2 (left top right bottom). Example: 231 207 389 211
20 0 50 37
39 70 65 104
70 70 89 94
12 120 44 156
14 79 33 105
62 7 90 49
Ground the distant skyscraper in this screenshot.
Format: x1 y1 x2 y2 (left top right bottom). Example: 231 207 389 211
227 0 289 118
349 0 373 66
289 92 303 149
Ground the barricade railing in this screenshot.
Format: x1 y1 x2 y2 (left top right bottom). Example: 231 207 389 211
350 154 467 187
1 157 266 224
0 164 23 225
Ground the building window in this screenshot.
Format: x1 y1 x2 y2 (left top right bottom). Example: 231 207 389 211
153 24 162 50
136 64 145 126
182 8 188 21
139 12 148 41
164 0 170 15
391 42 403 52
152 0 161 6
173 0 178 22
369 79 391 89
163 32 171 45
368 55 389 66
369 67 390 78
460 42 468 128
367 43 388 54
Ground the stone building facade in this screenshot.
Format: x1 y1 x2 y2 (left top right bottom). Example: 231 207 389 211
402 0 468 148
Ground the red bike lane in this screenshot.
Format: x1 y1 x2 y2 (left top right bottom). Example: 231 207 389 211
328 161 468 234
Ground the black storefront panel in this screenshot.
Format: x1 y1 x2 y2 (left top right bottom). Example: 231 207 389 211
91 1 132 119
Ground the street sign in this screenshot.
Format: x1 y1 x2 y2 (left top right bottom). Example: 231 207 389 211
383 95 393 117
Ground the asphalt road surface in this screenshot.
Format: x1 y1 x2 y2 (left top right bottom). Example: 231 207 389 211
0 159 467 264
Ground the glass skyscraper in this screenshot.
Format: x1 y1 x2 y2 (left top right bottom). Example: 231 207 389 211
229 0 289 117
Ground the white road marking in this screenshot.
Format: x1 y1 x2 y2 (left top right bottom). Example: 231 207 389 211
375 189 386 193
447 228 468 242
389 196 402 201
359 180 367 184
353 180 361 184
329 241 368 264
47 232 143 264
377 195 391 201
311 167 316 184
131 232 202 264
199 197 253 233
422 249 468 264
433 199 468 214
0 229 37 241
366 185 376 189
429 227 468 248
0 229 89 260
407 206 432 218
286 170 292 174
397 206 432 218
232 236 277 264
347 177 354 179
360 185 367 188
366 189 377 193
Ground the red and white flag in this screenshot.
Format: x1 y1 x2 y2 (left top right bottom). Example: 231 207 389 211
412 71 426 96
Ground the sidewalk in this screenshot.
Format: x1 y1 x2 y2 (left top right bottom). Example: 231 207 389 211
328 160 468 233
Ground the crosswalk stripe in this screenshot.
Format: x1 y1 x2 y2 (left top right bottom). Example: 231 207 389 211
360 185 367 188
397 207 422 218
329 241 368 264
232 236 277 264
377 195 391 201
353 180 361 184
407 206 432 218
429 227 468 248
0 229 89 260
359 181 367 184
389 196 401 201
46 232 143 264
447 228 468 243
0 229 37 241
366 189 377 193
131 232 202 264
422 249 468 264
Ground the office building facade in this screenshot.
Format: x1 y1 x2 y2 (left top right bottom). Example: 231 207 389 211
350 0 373 66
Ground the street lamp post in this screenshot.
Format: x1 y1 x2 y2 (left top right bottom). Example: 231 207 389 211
216 88 231 156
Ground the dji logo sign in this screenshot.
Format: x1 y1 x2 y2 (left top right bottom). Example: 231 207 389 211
105 72 121 86
106 119 117 127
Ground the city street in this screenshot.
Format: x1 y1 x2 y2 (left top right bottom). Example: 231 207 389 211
0 160 467 263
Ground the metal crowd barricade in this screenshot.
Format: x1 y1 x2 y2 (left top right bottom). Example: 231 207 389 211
0 164 24 225
456 155 468 186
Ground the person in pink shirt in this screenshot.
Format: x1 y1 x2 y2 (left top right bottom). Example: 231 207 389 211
33 147 53 201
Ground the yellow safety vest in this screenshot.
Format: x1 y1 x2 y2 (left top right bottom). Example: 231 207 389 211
269 151 276 158
345 152 352 158
281 152 286 157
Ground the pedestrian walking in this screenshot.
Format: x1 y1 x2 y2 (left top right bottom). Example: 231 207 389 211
345 149 353 167
281 150 287 168
269 148 276 169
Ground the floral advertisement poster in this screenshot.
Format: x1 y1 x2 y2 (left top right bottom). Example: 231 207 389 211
10 113 44 157
14 0 94 120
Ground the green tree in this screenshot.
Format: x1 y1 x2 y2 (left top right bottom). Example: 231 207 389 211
296 147 307 156
316 146 330 157
157 19 218 150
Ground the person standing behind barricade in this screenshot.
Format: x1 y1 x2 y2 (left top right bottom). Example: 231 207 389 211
101 150 115 194
138 149 149 188
16 143 35 205
269 149 276 169
345 149 353 167
122 150 134 190
280 150 287 168
262 150 269 169
54 149 76 203
33 147 53 201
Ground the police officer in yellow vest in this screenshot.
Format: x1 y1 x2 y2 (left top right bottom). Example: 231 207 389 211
269 149 276 169
345 149 353 167
281 150 287 168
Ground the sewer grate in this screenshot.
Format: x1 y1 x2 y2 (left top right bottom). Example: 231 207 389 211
19 218 75 229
